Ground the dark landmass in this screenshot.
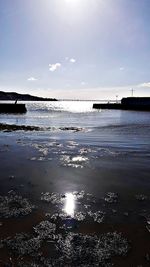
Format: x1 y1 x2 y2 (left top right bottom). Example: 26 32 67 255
0 91 57 101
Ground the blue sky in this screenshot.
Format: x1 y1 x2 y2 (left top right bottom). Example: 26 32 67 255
0 0 150 99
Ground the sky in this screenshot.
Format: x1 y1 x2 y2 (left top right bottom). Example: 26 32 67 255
0 0 150 100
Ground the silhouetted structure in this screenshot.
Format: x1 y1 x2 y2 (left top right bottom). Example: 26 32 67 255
93 97 150 111
0 104 27 113
121 97 150 106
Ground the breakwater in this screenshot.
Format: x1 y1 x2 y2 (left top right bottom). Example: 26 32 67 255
0 104 27 113
93 97 150 111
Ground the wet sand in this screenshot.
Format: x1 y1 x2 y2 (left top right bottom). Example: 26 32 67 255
0 132 150 266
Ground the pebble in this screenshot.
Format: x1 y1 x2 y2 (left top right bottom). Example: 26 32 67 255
104 192 118 203
135 194 148 201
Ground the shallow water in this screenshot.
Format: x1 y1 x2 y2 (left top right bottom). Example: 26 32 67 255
0 101 150 154
0 101 150 266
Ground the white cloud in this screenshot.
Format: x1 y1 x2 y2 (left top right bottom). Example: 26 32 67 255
119 67 124 71
138 82 150 88
65 57 76 63
27 77 37 81
49 63 61 72
81 81 87 86
70 58 76 63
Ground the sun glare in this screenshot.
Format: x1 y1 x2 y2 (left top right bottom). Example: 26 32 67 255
64 193 75 216
65 0 80 5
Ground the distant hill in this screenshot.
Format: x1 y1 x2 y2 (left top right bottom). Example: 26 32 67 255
0 91 57 101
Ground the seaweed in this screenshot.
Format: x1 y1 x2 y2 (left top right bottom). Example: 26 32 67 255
104 192 118 204
0 191 35 218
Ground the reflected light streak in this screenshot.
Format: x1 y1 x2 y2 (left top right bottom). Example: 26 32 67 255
64 193 75 216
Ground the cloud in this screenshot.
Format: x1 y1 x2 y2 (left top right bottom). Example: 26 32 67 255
27 77 37 81
70 58 76 63
81 81 87 86
65 57 76 63
138 82 150 88
49 63 61 72
119 67 124 71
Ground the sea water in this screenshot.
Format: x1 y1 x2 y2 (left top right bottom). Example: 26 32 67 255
0 101 150 152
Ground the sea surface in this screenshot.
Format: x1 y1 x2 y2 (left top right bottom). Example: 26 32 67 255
0 99 149 196
0 100 150 192
0 100 150 152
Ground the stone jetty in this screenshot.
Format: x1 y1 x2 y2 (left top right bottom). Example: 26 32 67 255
0 103 27 113
93 97 150 111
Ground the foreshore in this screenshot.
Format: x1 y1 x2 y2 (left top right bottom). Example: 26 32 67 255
0 130 150 266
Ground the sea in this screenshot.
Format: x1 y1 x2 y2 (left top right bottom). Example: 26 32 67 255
0 100 150 197
0 100 150 150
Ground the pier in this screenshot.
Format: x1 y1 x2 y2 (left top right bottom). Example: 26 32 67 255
93 97 150 111
0 103 27 113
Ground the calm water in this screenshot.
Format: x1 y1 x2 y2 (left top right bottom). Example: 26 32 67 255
0 100 150 215
0 101 150 151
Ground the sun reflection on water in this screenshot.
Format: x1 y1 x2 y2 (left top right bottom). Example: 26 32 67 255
64 193 75 216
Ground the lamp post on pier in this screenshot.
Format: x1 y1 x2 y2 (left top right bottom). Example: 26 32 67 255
131 88 134 97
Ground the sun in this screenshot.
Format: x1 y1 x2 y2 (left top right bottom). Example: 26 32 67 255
65 0 80 4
